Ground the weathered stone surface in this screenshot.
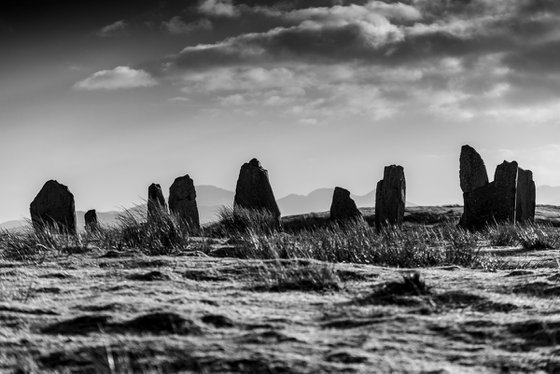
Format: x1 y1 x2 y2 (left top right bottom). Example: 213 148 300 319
460 145 489 193
516 168 536 223
234 158 281 220
84 209 98 232
148 183 167 222
30 180 77 234
330 187 362 222
169 174 200 230
460 159 521 229
375 165 406 230
493 160 518 222
460 182 499 229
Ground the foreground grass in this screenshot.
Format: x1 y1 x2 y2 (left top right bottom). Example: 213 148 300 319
1 207 560 372
2 207 559 271
1 251 560 373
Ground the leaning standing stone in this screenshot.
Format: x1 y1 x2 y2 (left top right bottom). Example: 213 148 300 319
375 165 406 230
459 145 489 193
330 187 362 222
234 158 281 221
84 209 99 232
169 174 200 230
30 180 77 234
148 183 167 222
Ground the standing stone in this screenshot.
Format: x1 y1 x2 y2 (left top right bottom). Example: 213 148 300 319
330 187 362 222
234 158 281 220
516 168 536 223
84 209 99 232
375 165 406 230
459 145 489 193
460 159 520 229
30 180 77 234
493 160 518 222
148 183 167 222
169 174 200 230
461 183 498 229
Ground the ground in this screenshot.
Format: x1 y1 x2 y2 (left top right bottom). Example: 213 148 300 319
1 241 559 373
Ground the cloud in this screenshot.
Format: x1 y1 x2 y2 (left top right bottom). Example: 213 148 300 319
74 66 158 91
198 0 240 17
163 16 213 35
96 20 127 37
153 0 560 126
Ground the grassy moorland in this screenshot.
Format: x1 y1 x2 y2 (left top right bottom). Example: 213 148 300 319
1 206 560 373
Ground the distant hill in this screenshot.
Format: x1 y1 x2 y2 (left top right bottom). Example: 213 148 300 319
278 188 376 217
0 185 418 230
537 185 560 205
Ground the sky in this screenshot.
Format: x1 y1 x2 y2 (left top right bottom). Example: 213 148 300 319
2 0 560 222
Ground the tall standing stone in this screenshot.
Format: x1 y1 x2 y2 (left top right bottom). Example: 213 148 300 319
330 187 362 222
375 165 406 230
460 145 489 193
516 168 536 223
493 160 518 222
30 180 77 234
234 158 281 221
459 145 496 229
148 183 167 222
84 209 99 232
169 174 200 230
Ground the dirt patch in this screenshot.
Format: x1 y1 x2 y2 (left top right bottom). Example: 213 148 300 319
0 304 58 315
127 270 172 281
41 312 201 336
41 315 111 335
183 269 230 282
201 314 235 328
506 270 534 277
434 291 518 312
38 272 74 279
325 350 369 364
508 319 560 349
513 282 560 296
356 272 430 306
115 312 202 335
336 269 376 282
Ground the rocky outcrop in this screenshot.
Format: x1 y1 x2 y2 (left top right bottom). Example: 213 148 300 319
459 145 536 229
329 187 362 222
234 158 281 220
84 209 98 232
30 180 77 234
148 183 167 222
460 145 489 193
169 174 200 230
375 165 406 230
516 168 536 223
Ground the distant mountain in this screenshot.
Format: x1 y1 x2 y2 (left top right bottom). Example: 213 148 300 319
278 188 375 217
0 219 29 232
537 185 560 205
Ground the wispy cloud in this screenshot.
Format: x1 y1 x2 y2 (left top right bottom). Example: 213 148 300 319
96 20 127 37
198 0 240 18
74 66 157 91
163 16 213 35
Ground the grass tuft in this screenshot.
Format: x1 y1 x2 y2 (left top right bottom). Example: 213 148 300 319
253 260 340 292
0 223 85 262
230 221 485 268
214 206 279 236
486 224 519 247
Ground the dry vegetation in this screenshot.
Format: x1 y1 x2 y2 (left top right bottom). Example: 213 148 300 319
1 206 560 373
